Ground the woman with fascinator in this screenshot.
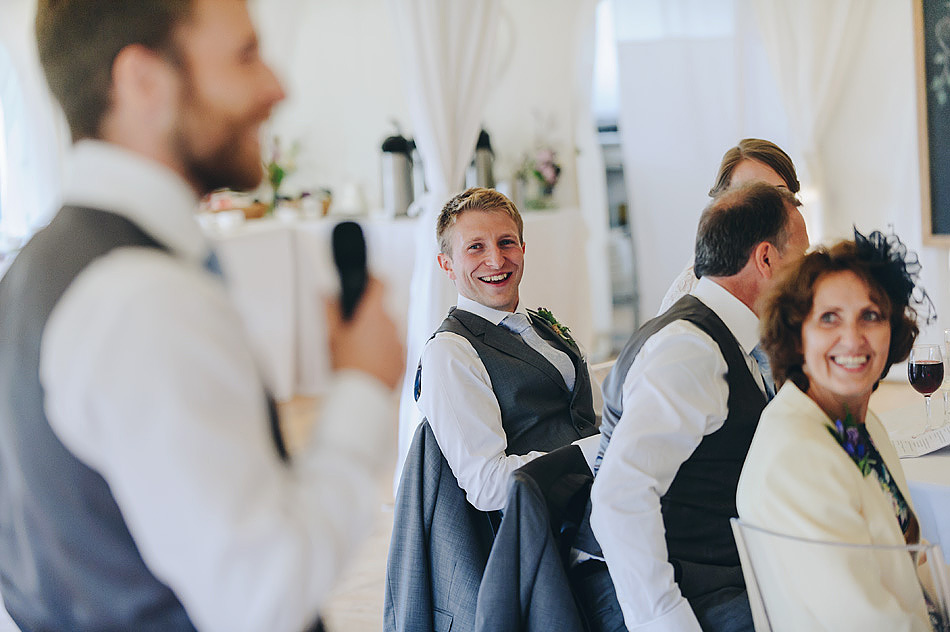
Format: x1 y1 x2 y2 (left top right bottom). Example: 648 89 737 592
736 229 940 631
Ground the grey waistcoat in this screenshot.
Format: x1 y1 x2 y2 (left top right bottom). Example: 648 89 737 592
0 206 282 631
418 307 597 456
597 295 765 598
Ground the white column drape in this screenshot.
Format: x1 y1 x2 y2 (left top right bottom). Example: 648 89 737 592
612 0 762 320
751 0 871 242
387 0 501 483
572 0 613 360
0 0 67 248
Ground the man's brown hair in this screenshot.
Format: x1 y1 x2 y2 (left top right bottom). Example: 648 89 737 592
694 182 801 279
35 0 192 141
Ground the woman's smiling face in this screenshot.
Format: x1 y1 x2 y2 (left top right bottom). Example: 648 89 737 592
801 270 892 421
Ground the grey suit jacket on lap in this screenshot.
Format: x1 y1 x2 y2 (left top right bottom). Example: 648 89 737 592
384 421 496 632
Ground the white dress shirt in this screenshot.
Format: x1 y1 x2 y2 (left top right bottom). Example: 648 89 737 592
417 295 600 512
590 277 766 632
40 140 394 632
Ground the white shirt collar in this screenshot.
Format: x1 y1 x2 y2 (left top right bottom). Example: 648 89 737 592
455 294 527 326
691 276 760 354
63 140 207 263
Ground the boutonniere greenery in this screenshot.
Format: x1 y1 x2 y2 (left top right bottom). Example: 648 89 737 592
826 412 877 477
532 307 576 347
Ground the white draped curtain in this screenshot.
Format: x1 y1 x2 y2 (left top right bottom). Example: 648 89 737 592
612 0 791 320
0 0 67 250
573 0 613 359
387 0 501 482
751 0 871 243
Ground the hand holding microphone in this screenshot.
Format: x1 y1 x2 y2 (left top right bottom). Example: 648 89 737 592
332 221 368 321
326 222 404 390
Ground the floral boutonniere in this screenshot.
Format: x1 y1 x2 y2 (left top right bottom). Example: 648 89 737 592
532 307 576 347
826 412 877 477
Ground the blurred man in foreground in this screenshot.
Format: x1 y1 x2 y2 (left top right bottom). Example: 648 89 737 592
0 1 403 630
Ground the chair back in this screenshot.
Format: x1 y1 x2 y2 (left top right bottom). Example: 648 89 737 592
731 518 950 632
588 359 615 418
908 479 950 565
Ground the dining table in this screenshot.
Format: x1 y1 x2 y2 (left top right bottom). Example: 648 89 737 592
872 375 950 563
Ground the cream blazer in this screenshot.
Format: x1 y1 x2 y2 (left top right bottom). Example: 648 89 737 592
736 382 930 632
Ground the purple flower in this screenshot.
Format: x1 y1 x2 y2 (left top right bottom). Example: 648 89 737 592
846 427 859 445
835 419 845 435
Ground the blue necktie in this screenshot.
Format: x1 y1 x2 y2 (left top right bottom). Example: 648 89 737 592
750 344 775 400
204 250 223 278
502 313 576 391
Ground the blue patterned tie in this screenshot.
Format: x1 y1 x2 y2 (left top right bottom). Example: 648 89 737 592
502 313 575 391
750 344 775 400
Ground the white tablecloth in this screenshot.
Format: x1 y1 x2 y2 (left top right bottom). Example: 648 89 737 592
205 208 591 400
210 220 297 400
875 392 950 563
293 216 417 397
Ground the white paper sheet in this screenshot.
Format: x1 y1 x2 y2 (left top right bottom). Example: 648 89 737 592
877 402 950 458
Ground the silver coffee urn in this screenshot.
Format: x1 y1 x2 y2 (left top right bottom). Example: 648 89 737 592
465 129 494 189
381 133 414 217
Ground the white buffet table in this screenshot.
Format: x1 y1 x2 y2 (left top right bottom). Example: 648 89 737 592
204 208 592 400
209 219 297 400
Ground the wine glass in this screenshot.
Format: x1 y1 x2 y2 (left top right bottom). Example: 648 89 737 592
944 329 950 420
908 344 944 434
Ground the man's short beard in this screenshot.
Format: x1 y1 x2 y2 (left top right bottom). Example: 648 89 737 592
176 129 263 195
169 60 265 195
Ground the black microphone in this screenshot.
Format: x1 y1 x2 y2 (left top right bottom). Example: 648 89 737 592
331 221 368 321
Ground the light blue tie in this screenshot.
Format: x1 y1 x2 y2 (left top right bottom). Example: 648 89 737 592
502 313 576 391
204 250 224 278
750 343 775 400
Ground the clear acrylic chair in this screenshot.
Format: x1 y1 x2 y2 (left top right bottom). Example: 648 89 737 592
588 359 615 418
731 518 950 632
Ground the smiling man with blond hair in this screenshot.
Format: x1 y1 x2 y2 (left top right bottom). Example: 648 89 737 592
385 187 599 630
423 187 598 512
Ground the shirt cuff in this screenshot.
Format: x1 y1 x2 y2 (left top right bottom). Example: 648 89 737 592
309 369 396 470
623 597 703 632
573 433 601 473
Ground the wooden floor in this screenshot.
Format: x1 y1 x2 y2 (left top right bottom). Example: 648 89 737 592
279 397 395 632
321 501 395 631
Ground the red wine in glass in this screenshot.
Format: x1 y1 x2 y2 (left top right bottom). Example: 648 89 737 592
909 344 944 434
909 360 944 395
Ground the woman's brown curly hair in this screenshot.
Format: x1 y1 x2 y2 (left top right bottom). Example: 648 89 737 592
760 240 919 393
